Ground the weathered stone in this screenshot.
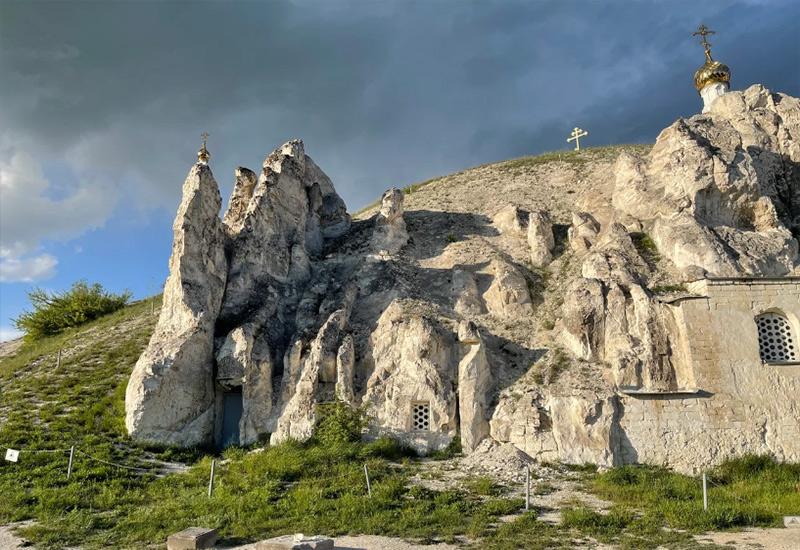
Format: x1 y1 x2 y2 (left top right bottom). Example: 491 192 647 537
567 211 600 253
362 301 457 453
527 210 555 267
335 334 356 405
220 139 350 322
223 167 258 235
270 309 349 445
166 527 217 550
457 320 490 453
371 188 408 254
125 163 227 446
483 259 532 318
492 204 528 235
256 534 334 550
452 268 485 316
613 85 800 277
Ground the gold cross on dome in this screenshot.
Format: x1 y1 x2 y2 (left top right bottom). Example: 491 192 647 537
693 24 715 61
567 127 588 151
201 132 209 149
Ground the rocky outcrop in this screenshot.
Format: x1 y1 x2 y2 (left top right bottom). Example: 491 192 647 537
452 268 485 316
125 164 228 446
371 188 408 255
527 210 555 267
220 139 350 322
560 223 676 390
457 321 491 453
613 85 800 277
483 259 532 318
492 204 528 235
125 85 800 474
362 301 457 452
567 211 600 253
489 388 620 468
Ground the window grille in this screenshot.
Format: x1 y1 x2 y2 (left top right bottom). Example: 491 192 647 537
756 313 798 363
411 402 430 431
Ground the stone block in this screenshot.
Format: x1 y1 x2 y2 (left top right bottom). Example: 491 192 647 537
256 534 335 549
167 527 218 550
784 516 800 528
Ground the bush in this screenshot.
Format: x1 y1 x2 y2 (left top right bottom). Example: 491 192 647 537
312 402 367 447
14 281 131 341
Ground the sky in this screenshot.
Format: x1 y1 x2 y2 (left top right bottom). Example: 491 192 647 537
1 0 798 341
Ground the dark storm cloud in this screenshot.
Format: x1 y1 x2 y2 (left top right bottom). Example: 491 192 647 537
1 0 798 215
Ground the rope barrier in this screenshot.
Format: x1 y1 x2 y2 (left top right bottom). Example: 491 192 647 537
74 449 159 473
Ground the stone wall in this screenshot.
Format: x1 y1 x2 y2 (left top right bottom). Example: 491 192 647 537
619 277 800 473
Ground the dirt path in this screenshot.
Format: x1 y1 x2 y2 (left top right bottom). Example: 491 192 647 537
230 535 457 549
0 523 30 549
696 527 799 549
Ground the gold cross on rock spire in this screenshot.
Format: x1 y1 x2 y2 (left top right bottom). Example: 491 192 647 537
693 24 715 61
197 132 210 164
567 127 588 151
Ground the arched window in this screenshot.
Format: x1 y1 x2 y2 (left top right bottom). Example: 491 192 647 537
755 312 798 363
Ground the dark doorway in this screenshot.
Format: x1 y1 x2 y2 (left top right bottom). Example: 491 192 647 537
221 388 243 448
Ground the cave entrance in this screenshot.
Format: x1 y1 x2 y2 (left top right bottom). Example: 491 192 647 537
220 387 243 448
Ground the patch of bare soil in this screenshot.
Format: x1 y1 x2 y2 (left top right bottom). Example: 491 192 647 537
228 535 458 549
0 522 32 549
695 527 799 549
411 440 611 525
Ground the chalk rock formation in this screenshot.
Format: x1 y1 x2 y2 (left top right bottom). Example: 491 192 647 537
527 210 555 267
483 259 532 318
362 301 457 452
371 188 408 254
125 85 800 474
568 211 600 253
613 85 800 277
221 139 349 322
125 164 228 446
452 268 485 316
457 321 491 453
492 204 528 235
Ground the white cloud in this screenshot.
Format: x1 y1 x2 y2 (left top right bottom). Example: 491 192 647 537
0 250 57 282
0 327 23 343
0 149 116 280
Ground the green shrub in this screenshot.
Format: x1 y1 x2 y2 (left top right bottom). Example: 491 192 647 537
14 281 131 341
312 402 367 447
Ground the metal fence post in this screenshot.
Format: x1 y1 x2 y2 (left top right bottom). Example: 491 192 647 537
208 459 216 498
525 466 531 511
67 445 75 479
364 464 372 498
702 472 708 511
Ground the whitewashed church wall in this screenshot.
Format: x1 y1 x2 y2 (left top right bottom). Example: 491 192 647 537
618 278 800 473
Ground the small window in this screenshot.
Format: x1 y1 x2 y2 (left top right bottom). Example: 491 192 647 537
756 313 798 363
411 402 430 431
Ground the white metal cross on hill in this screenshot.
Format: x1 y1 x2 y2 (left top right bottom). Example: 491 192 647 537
567 127 588 151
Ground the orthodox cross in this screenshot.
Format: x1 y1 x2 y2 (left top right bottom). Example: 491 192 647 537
567 127 588 151
197 132 211 164
693 24 715 61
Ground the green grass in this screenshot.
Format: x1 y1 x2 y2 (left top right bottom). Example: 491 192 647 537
0 302 525 548
631 232 661 266
1 298 797 549
589 458 800 532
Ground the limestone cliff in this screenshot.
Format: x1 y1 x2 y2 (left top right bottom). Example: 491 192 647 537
126 86 800 473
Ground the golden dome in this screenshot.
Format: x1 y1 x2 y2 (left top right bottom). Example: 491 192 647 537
692 24 730 93
694 54 731 93
197 132 210 164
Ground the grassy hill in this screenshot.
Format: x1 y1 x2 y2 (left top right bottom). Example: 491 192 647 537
2 148 799 549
